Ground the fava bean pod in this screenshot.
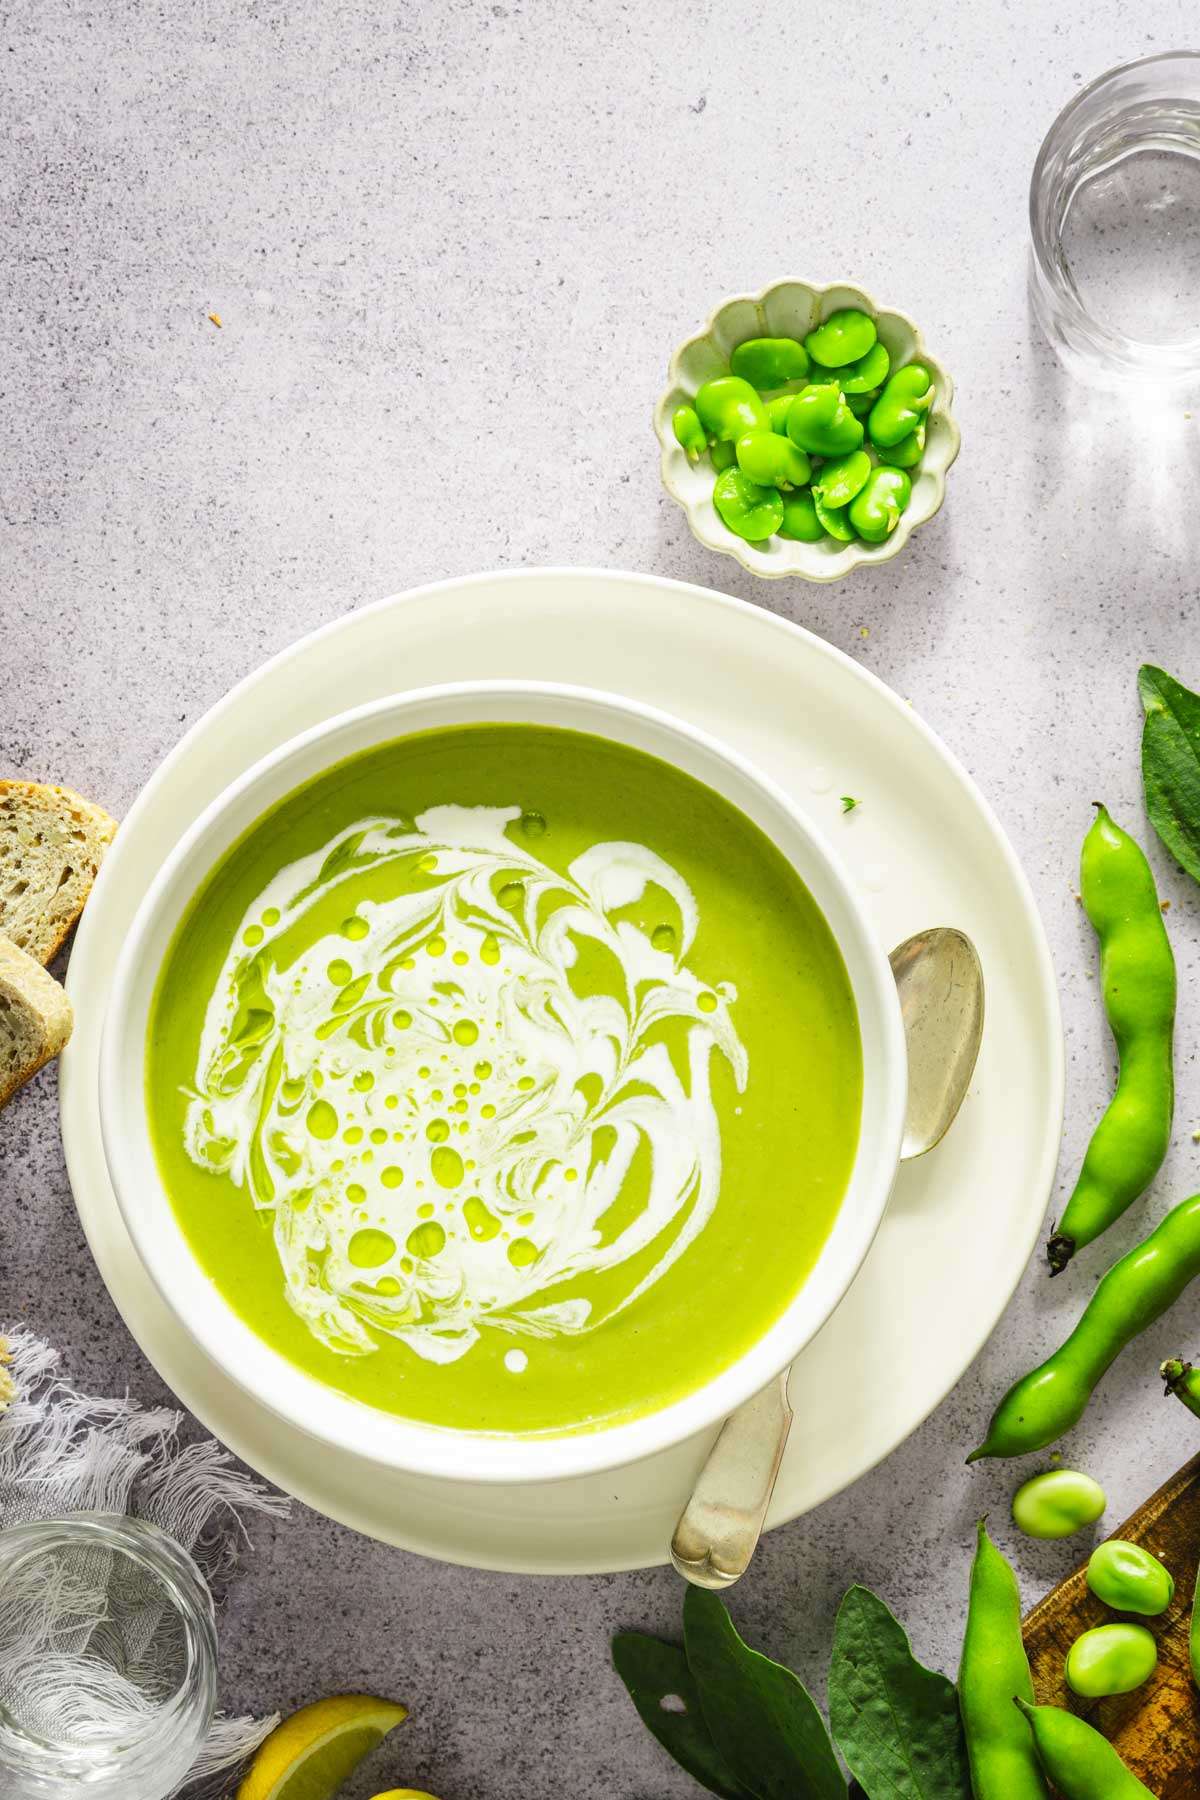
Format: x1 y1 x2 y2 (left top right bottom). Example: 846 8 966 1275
970 1191 1200 1461
1047 805 1175 1274
959 1522 1048 1800
1014 1700 1154 1799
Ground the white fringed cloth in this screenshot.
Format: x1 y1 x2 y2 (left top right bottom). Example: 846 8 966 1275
0 1328 290 1797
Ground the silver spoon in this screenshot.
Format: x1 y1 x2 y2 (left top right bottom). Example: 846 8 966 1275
670 926 984 1589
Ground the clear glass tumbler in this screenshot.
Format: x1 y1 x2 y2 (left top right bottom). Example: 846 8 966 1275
0 1515 217 1800
1030 51 1200 386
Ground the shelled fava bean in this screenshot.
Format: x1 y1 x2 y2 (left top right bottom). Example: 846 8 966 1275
1065 1623 1158 1698
672 309 935 548
1011 1468 1106 1540
1086 1540 1175 1615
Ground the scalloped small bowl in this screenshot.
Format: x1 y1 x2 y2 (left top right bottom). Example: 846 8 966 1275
655 279 960 582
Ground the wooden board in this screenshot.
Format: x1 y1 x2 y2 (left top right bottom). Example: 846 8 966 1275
1023 1455 1200 1794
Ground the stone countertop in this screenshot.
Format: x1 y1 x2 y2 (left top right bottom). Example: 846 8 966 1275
3 2 1200 1794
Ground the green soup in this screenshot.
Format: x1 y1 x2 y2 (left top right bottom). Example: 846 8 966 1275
147 724 862 1436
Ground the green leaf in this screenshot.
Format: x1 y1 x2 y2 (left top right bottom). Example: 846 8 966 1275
828 1587 971 1799
1140 664 1200 885
683 1588 846 1800
612 1631 757 1800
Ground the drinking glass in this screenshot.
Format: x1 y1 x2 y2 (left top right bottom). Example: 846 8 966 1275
0 1515 217 1800
1030 52 1200 386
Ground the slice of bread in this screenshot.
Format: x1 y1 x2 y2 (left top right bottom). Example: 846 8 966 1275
0 936 73 1107
0 780 117 965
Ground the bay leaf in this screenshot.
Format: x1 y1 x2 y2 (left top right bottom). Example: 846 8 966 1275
829 1586 970 1800
612 1630 757 1800
1140 663 1200 885
683 1587 846 1800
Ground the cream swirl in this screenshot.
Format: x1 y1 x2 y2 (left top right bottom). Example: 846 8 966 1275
183 804 746 1365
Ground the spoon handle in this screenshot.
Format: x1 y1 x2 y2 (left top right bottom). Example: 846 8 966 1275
669 1371 793 1588
669 927 983 1588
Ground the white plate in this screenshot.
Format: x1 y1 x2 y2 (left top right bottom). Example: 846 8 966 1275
61 568 1063 1574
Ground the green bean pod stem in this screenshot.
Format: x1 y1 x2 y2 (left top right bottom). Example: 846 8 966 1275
1047 806 1175 1275
970 1191 1200 1461
1160 1356 1200 1420
1014 1700 1153 1797
959 1522 1048 1799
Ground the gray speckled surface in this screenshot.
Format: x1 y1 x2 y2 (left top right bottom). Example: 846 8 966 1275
4 3 1200 1794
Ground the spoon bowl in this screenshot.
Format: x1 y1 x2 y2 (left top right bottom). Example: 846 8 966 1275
891 927 985 1160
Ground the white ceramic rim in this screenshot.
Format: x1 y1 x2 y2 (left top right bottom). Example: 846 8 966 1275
654 277 962 581
98 678 906 1487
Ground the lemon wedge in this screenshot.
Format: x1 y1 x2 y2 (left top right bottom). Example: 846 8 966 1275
371 1792 441 1799
237 1695 408 1800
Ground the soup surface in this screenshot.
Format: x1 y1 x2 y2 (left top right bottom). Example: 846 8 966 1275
148 723 863 1435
